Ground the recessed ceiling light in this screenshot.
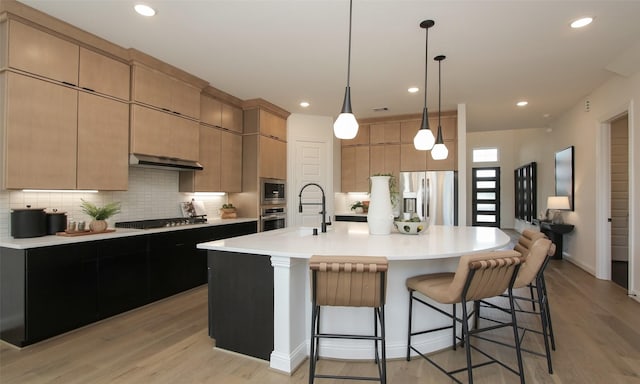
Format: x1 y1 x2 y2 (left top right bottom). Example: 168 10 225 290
516 101 528 107
570 17 593 28
134 4 156 17
300 101 310 108
408 87 419 93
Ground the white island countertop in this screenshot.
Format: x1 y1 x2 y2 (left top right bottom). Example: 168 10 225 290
198 221 510 261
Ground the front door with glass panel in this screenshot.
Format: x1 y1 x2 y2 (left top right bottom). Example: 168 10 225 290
472 167 500 227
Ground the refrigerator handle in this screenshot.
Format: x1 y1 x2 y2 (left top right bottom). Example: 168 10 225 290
425 178 430 218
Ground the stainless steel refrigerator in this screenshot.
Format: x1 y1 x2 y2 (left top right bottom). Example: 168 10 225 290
398 171 458 225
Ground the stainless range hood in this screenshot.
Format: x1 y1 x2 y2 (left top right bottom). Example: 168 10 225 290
129 154 203 171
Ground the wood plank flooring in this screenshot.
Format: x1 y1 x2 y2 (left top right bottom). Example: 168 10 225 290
1 260 639 383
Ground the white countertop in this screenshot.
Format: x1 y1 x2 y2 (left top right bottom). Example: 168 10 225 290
198 222 510 261
0 218 257 250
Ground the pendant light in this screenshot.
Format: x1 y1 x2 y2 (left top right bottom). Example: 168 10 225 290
413 19 436 151
333 0 359 140
431 55 448 160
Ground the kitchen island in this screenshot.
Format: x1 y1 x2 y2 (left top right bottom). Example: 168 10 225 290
198 222 510 374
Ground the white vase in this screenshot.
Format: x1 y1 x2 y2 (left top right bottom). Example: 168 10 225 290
367 175 394 235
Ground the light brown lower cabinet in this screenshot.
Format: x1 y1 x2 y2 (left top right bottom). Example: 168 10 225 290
130 104 199 162
2 72 77 189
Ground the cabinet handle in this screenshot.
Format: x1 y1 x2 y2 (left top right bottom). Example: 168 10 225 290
61 81 77 87
173 111 181 115
82 87 95 92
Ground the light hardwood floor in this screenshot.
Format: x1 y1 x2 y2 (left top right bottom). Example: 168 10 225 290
1 260 639 384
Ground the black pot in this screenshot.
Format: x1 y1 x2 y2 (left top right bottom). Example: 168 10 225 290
11 208 47 238
46 211 68 235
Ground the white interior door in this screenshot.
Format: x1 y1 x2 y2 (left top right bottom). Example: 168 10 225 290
294 140 329 228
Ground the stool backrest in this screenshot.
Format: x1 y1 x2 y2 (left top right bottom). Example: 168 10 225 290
448 250 523 302
514 229 546 256
309 255 388 307
514 237 555 288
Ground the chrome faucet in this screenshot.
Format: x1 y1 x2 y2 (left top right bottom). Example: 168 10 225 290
298 183 330 233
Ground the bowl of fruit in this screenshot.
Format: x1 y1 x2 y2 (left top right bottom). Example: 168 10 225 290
394 217 429 235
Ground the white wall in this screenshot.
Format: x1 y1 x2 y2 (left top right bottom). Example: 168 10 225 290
550 69 639 296
466 128 554 229
465 69 639 297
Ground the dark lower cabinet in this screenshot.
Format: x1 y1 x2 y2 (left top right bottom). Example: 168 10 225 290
149 230 203 300
208 250 274 361
0 221 257 347
26 243 98 344
97 237 149 318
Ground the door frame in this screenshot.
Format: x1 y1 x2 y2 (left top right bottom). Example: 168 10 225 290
595 101 635 296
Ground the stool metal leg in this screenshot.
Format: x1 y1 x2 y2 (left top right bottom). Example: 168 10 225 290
406 290 414 361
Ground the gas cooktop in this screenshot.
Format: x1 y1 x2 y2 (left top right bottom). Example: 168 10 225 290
115 217 207 229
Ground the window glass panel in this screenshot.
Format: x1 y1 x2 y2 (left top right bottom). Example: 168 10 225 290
476 192 496 200
476 181 496 189
476 214 496 222
472 148 498 163
477 204 496 211
476 169 496 178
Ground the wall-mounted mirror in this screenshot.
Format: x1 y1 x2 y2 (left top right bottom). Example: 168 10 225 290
555 146 574 211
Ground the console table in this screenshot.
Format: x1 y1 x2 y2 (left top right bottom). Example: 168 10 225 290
539 222 574 259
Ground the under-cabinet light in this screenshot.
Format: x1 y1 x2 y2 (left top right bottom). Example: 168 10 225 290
23 189 98 193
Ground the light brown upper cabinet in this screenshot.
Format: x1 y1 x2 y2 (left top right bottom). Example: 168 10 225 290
221 103 243 133
132 64 200 119
259 136 287 180
78 47 130 101
341 146 370 192
201 93 243 133
370 122 401 144
340 124 370 146
130 105 199 162
180 126 242 193
6 19 79 86
256 109 287 140
201 94 223 127
1 72 129 190
370 144 400 179
5 20 130 102
244 107 288 180
77 92 129 190
2 72 77 189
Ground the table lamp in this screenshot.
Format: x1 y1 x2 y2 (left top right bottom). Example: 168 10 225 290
547 196 570 224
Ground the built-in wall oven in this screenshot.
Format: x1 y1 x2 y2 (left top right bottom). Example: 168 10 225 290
260 206 286 232
261 178 286 205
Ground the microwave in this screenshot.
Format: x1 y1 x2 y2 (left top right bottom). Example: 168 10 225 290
261 178 286 205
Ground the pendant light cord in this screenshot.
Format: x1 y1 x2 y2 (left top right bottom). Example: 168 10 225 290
438 57 441 127
423 26 429 109
346 0 353 87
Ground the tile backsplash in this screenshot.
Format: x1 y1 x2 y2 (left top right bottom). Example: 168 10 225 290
0 167 229 238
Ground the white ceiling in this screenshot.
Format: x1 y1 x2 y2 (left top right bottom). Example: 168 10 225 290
19 0 640 132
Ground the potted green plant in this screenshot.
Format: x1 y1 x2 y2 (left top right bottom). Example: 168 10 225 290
80 199 121 232
220 203 237 219
350 201 366 214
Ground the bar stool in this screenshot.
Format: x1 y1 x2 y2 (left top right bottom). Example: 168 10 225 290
308 255 388 384
406 250 525 384
477 237 557 373
513 229 547 310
